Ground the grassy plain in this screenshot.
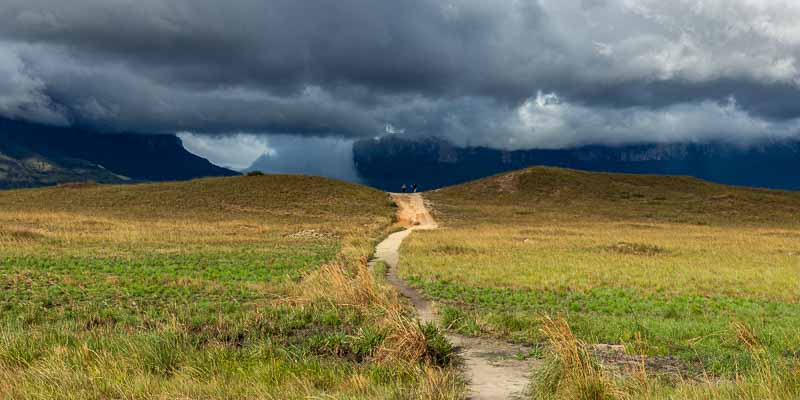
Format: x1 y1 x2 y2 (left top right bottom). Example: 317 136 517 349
399 167 800 398
0 175 462 399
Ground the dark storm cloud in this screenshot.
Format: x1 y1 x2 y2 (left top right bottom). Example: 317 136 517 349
0 1 551 99
2 0 800 148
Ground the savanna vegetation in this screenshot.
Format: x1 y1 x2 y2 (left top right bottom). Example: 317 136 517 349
399 167 800 399
4 167 798 399
0 175 463 399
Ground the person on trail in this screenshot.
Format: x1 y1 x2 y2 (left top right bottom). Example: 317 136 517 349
401 184 407 193
412 183 418 193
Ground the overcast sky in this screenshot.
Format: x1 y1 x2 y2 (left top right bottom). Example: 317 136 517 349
4 1 800 168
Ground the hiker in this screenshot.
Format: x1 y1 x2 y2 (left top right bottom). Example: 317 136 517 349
412 183 418 193
401 184 407 193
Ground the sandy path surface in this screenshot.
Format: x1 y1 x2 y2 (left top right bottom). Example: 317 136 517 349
369 193 539 399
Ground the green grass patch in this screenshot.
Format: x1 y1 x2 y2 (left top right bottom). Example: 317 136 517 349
400 167 800 396
0 176 467 398
412 278 800 376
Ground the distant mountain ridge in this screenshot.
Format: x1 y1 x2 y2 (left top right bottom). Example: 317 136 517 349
0 118 238 189
353 136 800 191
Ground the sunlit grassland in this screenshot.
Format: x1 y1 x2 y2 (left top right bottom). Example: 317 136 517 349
403 222 800 300
0 175 463 399
399 167 800 396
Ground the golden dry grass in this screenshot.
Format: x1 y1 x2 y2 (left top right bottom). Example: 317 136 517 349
0 174 394 260
534 315 629 400
534 317 800 400
398 167 800 398
403 222 800 301
0 175 466 399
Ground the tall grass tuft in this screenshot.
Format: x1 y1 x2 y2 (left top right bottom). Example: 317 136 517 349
140 332 185 376
532 315 627 400
0 332 43 369
375 307 428 364
531 317 800 400
297 258 389 309
648 322 800 399
723 321 800 400
295 258 456 367
414 366 466 400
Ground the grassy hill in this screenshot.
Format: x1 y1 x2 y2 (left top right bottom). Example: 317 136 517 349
431 166 800 226
0 174 392 228
0 175 461 399
400 167 800 399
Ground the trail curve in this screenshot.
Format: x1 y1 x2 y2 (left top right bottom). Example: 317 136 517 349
369 193 538 400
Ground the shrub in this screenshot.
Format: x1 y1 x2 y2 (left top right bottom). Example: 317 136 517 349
352 327 388 360
421 323 455 366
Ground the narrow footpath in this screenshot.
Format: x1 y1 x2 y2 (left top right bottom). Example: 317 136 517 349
369 193 539 400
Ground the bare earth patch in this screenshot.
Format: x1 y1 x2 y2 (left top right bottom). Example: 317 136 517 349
591 344 695 381
286 229 338 240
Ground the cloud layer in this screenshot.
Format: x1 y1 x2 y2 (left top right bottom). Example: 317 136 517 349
3 0 800 149
178 132 360 182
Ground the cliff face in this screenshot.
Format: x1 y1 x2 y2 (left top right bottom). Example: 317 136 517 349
0 152 128 190
353 136 800 191
0 118 238 189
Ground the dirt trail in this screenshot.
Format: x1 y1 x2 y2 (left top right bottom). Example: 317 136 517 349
369 193 539 399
